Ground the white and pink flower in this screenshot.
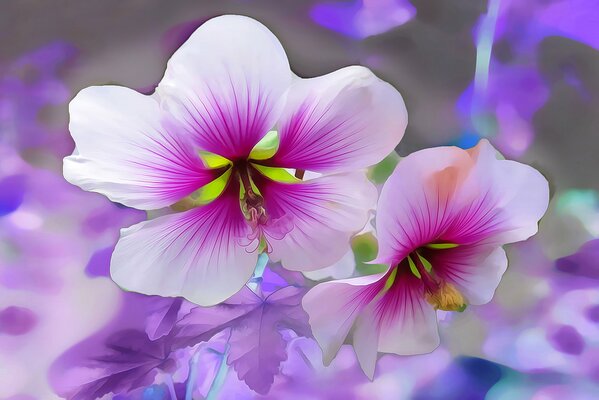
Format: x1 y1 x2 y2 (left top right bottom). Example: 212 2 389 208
303 139 549 378
63 15 407 306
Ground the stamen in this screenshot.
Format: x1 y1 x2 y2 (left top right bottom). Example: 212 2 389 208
426 281 467 312
426 242 459 250
416 252 433 272
407 255 421 279
405 246 468 312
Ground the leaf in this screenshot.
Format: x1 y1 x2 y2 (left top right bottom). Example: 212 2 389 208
174 286 310 394
66 330 180 400
367 151 400 184
56 274 310 398
227 287 310 394
145 297 184 340
352 232 387 275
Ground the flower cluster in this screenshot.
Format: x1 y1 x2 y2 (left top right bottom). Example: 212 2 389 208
61 15 549 396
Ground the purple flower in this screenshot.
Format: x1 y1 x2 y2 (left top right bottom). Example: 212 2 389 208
0 41 76 156
0 306 38 336
63 15 407 306
303 140 549 377
310 0 416 39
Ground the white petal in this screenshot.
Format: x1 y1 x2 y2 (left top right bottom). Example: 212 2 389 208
158 15 292 159
111 190 257 306
450 246 508 305
64 86 215 210
353 309 380 379
302 272 387 365
271 66 407 173
261 172 377 271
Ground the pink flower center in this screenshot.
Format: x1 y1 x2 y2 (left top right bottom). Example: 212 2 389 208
234 160 293 253
237 161 268 229
390 245 467 312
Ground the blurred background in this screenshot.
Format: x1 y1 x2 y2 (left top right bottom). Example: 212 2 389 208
1 0 598 399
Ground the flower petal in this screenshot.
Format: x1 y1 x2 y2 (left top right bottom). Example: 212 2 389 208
466 140 550 245
352 309 380 379
431 245 508 305
375 140 549 264
375 145 472 264
64 86 216 210
302 272 386 365
158 15 292 159
270 66 407 173
260 172 377 271
110 187 257 306
375 271 440 355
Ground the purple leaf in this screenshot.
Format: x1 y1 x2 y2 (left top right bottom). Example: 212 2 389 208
145 298 184 340
53 281 310 398
65 330 179 400
174 285 311 394
227 286 310 394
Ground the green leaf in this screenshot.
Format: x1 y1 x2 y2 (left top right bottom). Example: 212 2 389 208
352 233 387 275
417 253 433 272
367 151 401 184
249 130 279 160
407 255 421 279
252 164 299 183
426 243 459 250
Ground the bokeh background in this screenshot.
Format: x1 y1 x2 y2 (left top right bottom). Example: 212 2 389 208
1 0 598 399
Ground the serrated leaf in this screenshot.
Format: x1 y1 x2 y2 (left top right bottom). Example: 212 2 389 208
175 285 310 395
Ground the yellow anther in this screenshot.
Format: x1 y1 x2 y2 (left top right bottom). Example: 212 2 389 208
426 282 467 312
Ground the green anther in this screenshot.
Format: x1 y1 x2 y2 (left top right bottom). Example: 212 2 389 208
408 255 421 279
190 168 232 204
252 164 300 183
456 304 468 312
198 151 231 169
249 130 279 160
426 243 459 250
417 253 433 273
383 267 398 291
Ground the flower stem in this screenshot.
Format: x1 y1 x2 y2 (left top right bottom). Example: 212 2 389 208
247 252 269 294
185 348 202 400
205 342 231 400
164 374 177 400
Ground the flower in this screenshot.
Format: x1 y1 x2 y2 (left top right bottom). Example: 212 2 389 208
63 15 407 306
302 139 549 378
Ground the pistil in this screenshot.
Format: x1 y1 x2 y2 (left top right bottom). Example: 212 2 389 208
238 164 268 227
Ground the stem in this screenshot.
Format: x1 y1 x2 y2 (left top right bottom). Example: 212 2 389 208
247 252 269 294
185 348 202 400
205 341 231 400
164 374 177 400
